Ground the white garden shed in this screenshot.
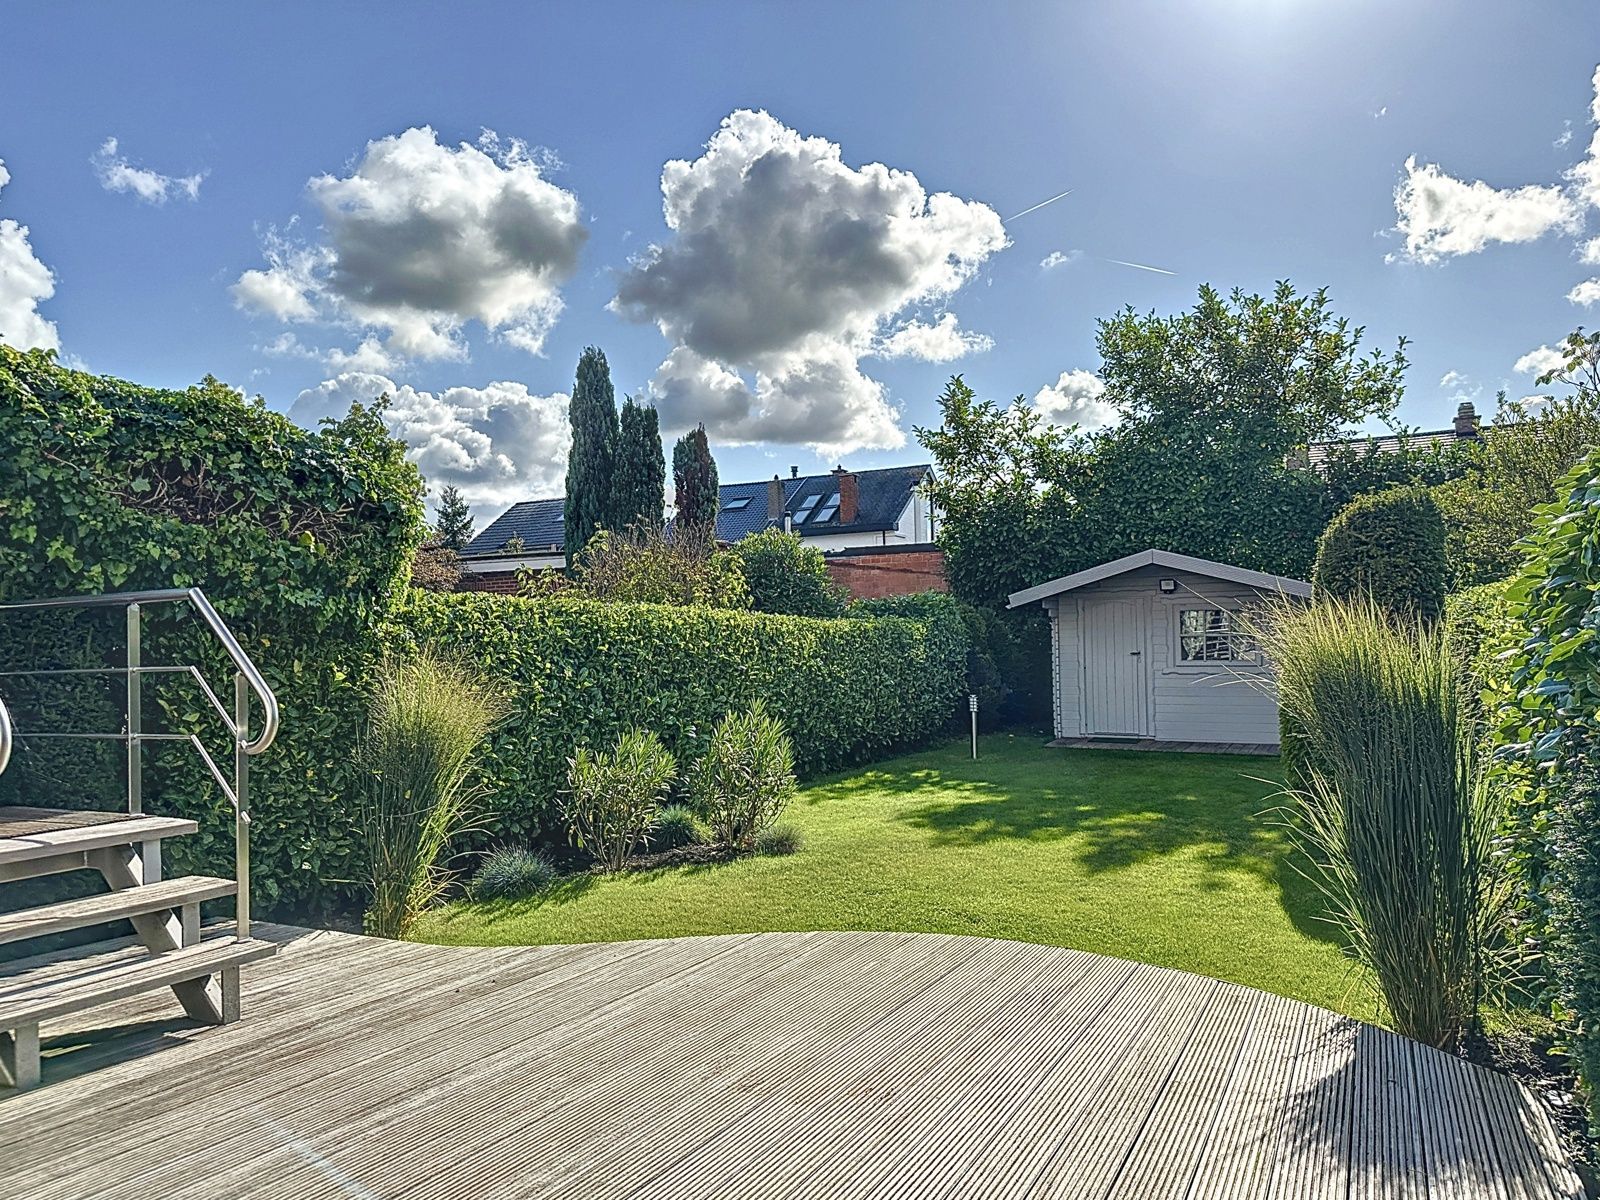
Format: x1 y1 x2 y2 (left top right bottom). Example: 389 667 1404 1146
1007 549 1311 751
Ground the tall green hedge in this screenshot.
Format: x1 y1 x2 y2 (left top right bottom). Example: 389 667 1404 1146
1311 486 1448 622
1492 449 1600 1131
0 347 425 916
393 590 970 849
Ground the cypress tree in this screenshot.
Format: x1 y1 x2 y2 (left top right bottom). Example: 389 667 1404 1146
564 346 620 568
433 484 475 551
614 397 666 531
672 424 720 550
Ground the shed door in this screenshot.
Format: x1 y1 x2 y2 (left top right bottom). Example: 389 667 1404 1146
1081 598 1150 737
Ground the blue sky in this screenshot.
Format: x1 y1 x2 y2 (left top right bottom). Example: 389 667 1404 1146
2 2 1598 519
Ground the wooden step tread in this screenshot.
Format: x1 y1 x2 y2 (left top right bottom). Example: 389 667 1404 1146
0 811 198 867
0 876 238 947
0 937 277 1028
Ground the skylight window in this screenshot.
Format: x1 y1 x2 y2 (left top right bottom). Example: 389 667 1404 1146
721 497 751 512
815 506 837 522
796 494 821 512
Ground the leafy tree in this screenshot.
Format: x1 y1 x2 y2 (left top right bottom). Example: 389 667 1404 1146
568 524 749 609
409 540 462 592
433 484 475 551
614 397 666 531
672 424 719 550
732 528 847 617
564 346 620 569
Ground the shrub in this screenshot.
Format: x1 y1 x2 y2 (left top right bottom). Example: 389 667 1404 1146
563 729 677 871
690 701 798 850
1259 597 1503 1050
754 823 803 857
394 590 969 850
358 653 507 938
564 524 749 609
469 847 557 902
649 804 710 852
1311 486 1447 622
732 529 847 618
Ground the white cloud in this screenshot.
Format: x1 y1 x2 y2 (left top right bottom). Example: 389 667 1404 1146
614 109 1006 452
1556 120 1575 150
1568 65 1600 212
1438 369 1468 388
290 372 570 509
1034 369 1115 430
872 312 993 362
0 161 59 351
235 127 587 363
1040 249 1083 270
324 337 398 374
1569 278 1600 306
1513 345 1568 376
1389 155 1580 264
91 137 204 204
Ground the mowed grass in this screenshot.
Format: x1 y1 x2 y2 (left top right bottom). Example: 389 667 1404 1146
415 733 1378 1021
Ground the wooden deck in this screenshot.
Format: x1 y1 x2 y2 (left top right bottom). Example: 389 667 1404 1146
0 925 1580 1199
1049 736 1280 756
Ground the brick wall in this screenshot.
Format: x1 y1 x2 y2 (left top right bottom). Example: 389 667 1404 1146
824 547 947 600
457 570 522 595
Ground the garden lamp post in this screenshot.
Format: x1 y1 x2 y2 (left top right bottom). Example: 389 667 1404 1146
969 693 978 760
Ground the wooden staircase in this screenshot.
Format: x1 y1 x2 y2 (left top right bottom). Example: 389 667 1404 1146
0 587 284 1090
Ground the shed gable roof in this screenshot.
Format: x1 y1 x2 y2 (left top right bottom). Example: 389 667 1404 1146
1007 549 1312 609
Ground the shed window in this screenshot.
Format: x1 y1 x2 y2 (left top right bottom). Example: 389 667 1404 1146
1176 609 1259 664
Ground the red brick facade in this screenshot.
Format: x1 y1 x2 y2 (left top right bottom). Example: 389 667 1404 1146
824 546 947 600
457 569 522 595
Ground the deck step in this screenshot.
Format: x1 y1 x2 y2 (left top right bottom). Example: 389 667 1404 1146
0 937 278 1030
0 876 238 947
0 808 198 868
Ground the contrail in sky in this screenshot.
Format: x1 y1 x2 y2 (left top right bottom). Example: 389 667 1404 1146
1104 258 1177 276
1005 188 1074 221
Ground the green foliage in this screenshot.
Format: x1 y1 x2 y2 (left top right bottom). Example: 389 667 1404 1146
394 589 970 851
563 729 677 871
1442 579 1512 707
731 528 847 617
671 425 719 548
648 804 710 852
614 397 666 531
0 345 425 918
753 823 802 856
1260 598 1504 1049
689 700 798 849
1433 392 1600 588
469 847 557 901
433 485 475 551
564 347 620 569
409 541 462 593
569 525 750 609
1312 487 1447 622
358 652 507 938
1544 761 1600 1135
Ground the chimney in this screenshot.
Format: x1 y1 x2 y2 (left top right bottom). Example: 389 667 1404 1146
836 468 859 525
1453 401 1480 438
767 475 784 524
790 465 799 478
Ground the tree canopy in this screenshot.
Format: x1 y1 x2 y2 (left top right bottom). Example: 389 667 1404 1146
564 346 620 568
433 484 475 551
615 396 666 532
672 425 720 549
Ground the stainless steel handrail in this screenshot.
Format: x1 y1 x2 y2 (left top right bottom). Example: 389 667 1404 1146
0 587 279 755
0 694 12 777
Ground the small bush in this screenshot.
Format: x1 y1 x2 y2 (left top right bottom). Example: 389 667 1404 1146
732 528 847 617
690 700 798 850
359 653 507 939
1312 486 1448 622
566 523 749 609
650 804 710 851
563 729 677 871
754 823 803 856
470 847 557 901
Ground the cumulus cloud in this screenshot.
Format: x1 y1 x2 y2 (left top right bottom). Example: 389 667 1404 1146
1034 369 1115 430
1514 345 1568 376
1389 155 1580 264
0 161 59 351
1569 278 1600 306
1438 369 1468 388
872 312 993 362
613 109 1007 452
91 137 204 204
1040 249 1083 270
235 127 587 363
290 371 570 509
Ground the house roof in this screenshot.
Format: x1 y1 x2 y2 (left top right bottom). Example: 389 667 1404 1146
463 463 932 558
1007 549 1312 609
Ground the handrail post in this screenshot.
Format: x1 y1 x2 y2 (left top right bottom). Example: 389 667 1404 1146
126 603 141 816
234 671 251 941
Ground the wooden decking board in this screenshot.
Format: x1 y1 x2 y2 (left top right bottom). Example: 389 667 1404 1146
0 928 1579 1200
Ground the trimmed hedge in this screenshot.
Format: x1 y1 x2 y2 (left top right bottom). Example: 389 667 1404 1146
1312 486 1448 622
393 590 970 849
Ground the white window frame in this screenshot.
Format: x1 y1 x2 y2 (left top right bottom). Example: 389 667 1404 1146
1168 604 1264 672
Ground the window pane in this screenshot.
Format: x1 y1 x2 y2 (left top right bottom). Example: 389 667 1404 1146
1178 609 1252 662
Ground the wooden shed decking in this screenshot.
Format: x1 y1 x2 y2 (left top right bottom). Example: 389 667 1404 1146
0 924 1581 1199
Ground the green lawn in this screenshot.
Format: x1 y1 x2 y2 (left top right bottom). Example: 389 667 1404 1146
415 733 1379 1022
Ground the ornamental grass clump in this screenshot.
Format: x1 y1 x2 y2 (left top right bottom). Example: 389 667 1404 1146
563 729 677 872
1257 597 1503 1050
690 701 798 851
359 652 507 939
470 847 558 902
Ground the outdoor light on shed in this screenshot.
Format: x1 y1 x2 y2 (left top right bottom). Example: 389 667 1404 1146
1158 578 1178 593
